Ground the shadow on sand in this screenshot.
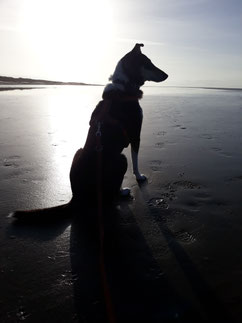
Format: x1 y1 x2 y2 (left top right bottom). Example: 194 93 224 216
9 194 233 323
70 203 202 323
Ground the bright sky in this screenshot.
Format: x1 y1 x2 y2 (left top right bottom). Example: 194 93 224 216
0 0 241 87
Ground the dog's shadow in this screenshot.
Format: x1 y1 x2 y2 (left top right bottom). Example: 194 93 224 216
70 203 197 323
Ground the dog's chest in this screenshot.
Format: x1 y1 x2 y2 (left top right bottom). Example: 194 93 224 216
109 100 143 134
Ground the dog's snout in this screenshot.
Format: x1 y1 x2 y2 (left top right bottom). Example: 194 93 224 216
161 72 168 81
151 69 168 83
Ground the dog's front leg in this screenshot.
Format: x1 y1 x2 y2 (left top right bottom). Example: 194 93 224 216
131 142 146 182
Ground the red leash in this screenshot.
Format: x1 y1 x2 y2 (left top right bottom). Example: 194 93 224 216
96 120 117 323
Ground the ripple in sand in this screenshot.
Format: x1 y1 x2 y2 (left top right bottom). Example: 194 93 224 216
208 199 228 207
211 147 232 158
211 147 222 152
193 192 211 200
226 175 242 182
219 151 233 158
186 193 227 208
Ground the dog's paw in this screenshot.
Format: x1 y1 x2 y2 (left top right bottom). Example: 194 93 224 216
120 187 131 197
135 174 147 182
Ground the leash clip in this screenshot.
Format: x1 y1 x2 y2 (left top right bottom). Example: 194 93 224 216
96 121 102 137
95 121 103 151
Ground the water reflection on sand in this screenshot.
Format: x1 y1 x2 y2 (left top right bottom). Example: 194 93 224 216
45 87 101 182
0 86 103 207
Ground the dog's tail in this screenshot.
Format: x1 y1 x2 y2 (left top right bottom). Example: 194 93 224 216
10 202 73 222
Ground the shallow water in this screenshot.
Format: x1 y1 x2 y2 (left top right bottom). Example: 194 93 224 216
0 86 102 209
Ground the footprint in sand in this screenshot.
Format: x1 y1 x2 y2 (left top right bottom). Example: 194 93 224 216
148 197 169 210
173 124 186 130
149 160 163 171
155 131 167 136
200 133 214 140
173 229 196 244
211 147 232 158
2 155 21 168
155 142 165 149
167 180 202 191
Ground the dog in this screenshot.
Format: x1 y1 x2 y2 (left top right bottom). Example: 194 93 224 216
13 43 168 220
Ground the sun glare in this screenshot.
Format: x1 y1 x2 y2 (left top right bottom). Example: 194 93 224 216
44 86 102 186
20 0 115 82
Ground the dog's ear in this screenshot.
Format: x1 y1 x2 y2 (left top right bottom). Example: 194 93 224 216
132 43 144 54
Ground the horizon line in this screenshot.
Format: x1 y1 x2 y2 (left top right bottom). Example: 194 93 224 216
0 75 241 91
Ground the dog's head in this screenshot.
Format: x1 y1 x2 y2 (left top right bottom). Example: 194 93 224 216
110 43 168 90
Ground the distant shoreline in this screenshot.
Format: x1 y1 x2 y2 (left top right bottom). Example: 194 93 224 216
147 85 242 91
0 85 102 92
0 75 241 92
0 75 101 88
165 85 242 91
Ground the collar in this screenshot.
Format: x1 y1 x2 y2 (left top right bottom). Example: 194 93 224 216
102 83 143 101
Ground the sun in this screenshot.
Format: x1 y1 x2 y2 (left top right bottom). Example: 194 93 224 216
20 0 115 82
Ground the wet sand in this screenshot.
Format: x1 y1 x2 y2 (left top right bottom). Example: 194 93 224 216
0 86 242 322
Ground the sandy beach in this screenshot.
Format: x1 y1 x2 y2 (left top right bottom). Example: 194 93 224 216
0 86 242 322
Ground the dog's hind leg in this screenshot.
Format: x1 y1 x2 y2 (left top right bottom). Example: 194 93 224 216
103 153 128 201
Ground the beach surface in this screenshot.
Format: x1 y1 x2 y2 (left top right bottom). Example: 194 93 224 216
0 86 242 322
